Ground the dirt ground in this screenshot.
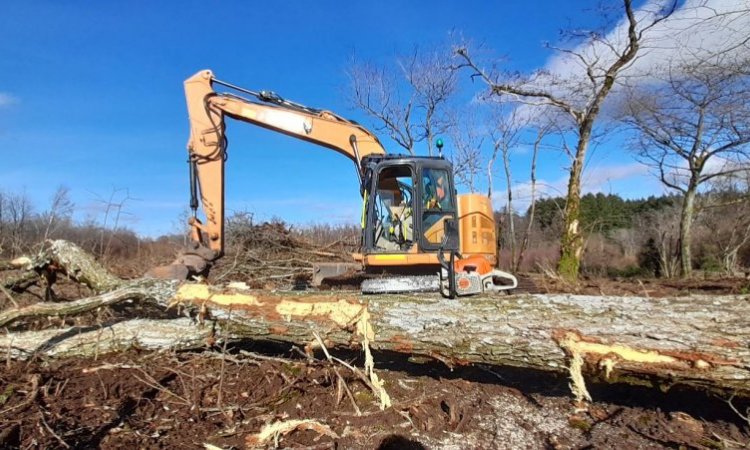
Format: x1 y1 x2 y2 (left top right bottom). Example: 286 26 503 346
528 273 750 298
1 274 750 449
0 343 748 450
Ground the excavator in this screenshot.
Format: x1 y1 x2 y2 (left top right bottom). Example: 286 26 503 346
151 69 518 297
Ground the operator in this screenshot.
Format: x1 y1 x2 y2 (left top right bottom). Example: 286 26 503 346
425 173 448 210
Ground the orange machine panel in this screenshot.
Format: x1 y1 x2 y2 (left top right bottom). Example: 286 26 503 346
364 252 440 267
457 193 496 262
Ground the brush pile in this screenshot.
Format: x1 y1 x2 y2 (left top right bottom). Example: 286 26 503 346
212 213 358 287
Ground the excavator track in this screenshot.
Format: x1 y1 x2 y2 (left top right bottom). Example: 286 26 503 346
361 275 439 294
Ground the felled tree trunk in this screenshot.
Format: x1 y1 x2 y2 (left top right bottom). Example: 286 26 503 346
0 318 214 359
2 240 749 398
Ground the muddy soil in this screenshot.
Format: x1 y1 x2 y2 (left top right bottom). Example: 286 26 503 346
2 273 750 449
0 344 748 450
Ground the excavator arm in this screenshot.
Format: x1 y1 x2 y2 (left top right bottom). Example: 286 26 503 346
183 69 386 264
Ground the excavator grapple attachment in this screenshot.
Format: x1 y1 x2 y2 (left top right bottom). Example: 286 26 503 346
145 246 216 280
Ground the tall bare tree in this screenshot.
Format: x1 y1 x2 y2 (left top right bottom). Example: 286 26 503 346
455 0 677 281
448 109 484 193
40 185 74 240
620 60 750 277
515 125 552 272
347 47 457 155
487 104 524 266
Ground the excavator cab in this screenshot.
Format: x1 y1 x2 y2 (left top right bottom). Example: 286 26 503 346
358 155 521 295
360 155 458 272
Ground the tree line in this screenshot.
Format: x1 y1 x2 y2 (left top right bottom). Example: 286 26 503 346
0 187 180 276
523 188 750 278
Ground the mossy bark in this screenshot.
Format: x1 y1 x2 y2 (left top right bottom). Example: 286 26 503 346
679 185 698 278
558 137 586 281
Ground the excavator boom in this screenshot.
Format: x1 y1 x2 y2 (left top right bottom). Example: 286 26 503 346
183 69 386 259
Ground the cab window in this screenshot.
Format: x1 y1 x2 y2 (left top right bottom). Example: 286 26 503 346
421 168 454 246
372 166 414 252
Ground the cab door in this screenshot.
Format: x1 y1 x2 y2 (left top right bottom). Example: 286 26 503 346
417 165 457 251
364 163 415 253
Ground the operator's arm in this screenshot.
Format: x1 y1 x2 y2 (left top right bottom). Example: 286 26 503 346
184 69 386 258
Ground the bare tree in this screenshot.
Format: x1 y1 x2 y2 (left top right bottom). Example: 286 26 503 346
347 47 458 155
487 104 524 266
0 189 34 257
0 190 6 255
620 60 750 277
708 172 750 274
92 188 135 261
448 109 484 192
449 99 556 271
674 2 750 73
698 201 750 275
40 185 74 240
405 49 458 155
455 0 677 280
515 125 552 272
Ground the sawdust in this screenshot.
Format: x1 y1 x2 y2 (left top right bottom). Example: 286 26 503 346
567 350 593 404
359 308 392 409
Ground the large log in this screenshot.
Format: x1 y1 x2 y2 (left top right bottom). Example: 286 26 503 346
167 287 750 397
2 240 749 400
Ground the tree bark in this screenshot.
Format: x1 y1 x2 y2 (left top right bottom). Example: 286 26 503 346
3 240 750 399
0 318 214 359
558 133 588 280
502 143 516 267
680 185 697 278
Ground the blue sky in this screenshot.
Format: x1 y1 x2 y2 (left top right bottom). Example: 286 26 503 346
0 0 673 236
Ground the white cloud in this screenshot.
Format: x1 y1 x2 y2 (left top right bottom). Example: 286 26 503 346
0 93 18 108
582 161 650 190
513 0 750 124
551 0 747 76
492 162 651 212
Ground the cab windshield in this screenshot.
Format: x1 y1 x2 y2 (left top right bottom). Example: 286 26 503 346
372 166 414 252
421 167 454 246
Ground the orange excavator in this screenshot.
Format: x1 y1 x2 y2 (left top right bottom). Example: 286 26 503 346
152 69 518 297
